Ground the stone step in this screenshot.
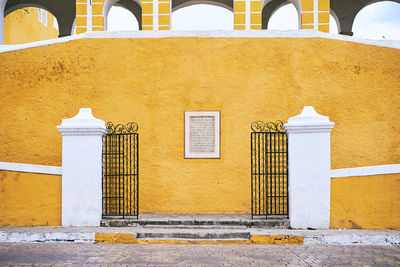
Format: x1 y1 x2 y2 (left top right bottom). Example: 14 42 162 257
135 231 251 240
142 224 248 229
101 218 289 229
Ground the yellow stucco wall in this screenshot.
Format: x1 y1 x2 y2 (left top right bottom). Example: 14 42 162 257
0 37 399 219
0 171 61 226
4 7 59 44
331 174 400 229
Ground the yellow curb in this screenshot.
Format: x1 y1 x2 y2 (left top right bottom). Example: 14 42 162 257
95 233 304 245
95 233 137 244
250 235 304 245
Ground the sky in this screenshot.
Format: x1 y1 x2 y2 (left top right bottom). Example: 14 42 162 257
107 1 400 40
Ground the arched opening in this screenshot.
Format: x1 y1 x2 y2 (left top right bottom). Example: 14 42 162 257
266 2 339 32
267 3 298 30
353 1 400 39
103 0 142 31
171 3 233 30
108 6 139 31
262 0 301 29
4 7 59 44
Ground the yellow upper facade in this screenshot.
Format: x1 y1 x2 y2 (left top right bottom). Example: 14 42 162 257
78 0 329 32
4 0 331 44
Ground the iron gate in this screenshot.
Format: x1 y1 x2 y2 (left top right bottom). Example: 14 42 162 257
102 122 139 218
251 120 288 218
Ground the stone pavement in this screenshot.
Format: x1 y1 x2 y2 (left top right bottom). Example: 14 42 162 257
0 243 399 266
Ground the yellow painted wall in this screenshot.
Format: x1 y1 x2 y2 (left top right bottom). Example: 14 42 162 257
331 174 400 229
0 37 399 218
4 7 59 44
0 171 61 226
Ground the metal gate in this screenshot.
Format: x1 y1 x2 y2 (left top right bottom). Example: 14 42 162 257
102 122 139 218
251 120 288 218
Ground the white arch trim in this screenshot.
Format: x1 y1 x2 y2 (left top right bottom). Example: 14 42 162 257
172 1 233 13
330 8 340 33
103 0 141 31
71 18 76 35
262 0 302 29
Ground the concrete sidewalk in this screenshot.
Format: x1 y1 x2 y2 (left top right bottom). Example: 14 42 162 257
0 226 399 246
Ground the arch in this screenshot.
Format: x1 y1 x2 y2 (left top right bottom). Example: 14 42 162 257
262 0 301 29
364 0 400 7
103 0 142 30
4 0 75 37
171 3 233 30
262 0 301 16
5 3 57 17
172 0 233 12
352 0 400 38
331 0 400 36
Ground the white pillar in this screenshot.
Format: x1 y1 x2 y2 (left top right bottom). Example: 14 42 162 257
284 106 334 229
57 108 107 226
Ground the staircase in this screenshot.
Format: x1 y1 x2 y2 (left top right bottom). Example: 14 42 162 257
100 214 290 243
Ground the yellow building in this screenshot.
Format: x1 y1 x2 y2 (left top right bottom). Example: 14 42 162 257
4 7 58 44
0 0 399 230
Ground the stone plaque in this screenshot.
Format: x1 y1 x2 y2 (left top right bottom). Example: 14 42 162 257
185 111 220 158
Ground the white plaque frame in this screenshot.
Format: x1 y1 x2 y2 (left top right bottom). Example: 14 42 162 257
184 111 220 159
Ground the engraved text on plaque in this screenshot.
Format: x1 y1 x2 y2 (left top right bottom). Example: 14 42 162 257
190 116 215 153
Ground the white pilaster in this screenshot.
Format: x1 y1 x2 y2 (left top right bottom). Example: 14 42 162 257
87 0 92 32
57 108 107 226
245 0 250 30
153 0 159 30
314 0 318 30
284 106 334 229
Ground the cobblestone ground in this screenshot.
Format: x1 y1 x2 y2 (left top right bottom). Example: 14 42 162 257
0 243 399 266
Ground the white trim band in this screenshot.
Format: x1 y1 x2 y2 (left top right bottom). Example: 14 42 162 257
1 30 399 54
331 164 400 178
0 162 62 175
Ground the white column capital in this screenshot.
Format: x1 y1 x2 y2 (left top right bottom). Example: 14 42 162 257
57 108 107 136
284 106 334 133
